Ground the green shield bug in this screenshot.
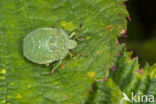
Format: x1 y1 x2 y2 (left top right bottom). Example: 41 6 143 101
23 27 78 74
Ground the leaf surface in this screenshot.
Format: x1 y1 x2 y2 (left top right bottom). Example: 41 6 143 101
0 0 128 103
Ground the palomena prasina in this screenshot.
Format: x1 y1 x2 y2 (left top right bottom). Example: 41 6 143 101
23 27 77 65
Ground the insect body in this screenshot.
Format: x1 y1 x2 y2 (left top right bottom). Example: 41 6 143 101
23 27 77 65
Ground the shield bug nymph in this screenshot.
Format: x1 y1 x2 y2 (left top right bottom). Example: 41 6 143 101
23 27 79 74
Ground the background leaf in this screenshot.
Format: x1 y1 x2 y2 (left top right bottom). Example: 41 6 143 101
86 44 156 104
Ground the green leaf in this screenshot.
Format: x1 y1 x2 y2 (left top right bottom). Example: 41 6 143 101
86 44 156 104
85 79 123 104
0 0 128 104
112 45 156 98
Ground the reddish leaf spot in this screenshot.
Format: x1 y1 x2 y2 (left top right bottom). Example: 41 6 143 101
112 66 116 71
120 29 127 37
126 16 132 21
66 95 70 98
122 34 127 38
130 57 133 60
90 89 94 93
108 25 113 31
118 53 121 57
104 78 108 82
137 68 143 74
61 64 65 69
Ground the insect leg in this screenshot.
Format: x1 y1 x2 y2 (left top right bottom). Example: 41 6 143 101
79 53 87 57
75 53 87 58
50 60 62 75
69 24 82 39
69 51 73 58
69 32 76 38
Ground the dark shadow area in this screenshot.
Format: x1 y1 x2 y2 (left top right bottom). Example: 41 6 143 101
120 0 156 66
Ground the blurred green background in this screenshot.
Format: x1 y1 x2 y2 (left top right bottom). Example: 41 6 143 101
120 0 156 66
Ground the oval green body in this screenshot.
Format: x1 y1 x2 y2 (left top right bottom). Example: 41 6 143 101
23 27 77 64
